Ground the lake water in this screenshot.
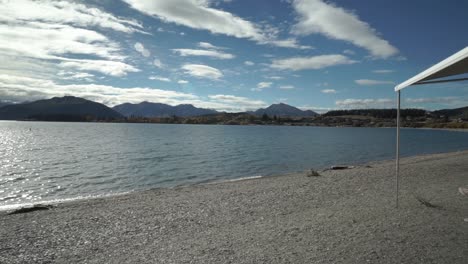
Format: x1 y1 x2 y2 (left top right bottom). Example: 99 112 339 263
1 121 468 209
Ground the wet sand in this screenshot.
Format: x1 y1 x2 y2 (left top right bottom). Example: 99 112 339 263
1 150 467 263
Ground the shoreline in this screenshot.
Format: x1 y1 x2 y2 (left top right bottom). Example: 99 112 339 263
1 149 468 212
2 119 468 132
1 150 467 263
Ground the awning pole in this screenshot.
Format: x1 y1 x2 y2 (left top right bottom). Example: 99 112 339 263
396 90 401 208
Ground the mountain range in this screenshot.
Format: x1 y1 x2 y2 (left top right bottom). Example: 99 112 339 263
113 101 218 117
0 97 320 121
0 96 466 122
0 96 122 121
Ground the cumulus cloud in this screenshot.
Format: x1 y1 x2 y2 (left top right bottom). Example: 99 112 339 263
123 0 310 49
59 60 139 77
182 64 223 80
373 69 394 74
177 80 189 84
0 74 197 106
198 42 223 49
172 49 235 59
134 42 150 57
251 82 272 91
355 79 394 85
208 94 267 111
149 76 171 82
124 0 264 40
279 85 295 90
291 0 398 58
57 71 94 81
267 76 283 80
153 59 163 68
271 54 356 71
335 96 467 109
405 97 459 104
0 0 141 79
2 0 144 33
335 98 394 109
244 61 255 66
266 38 313 50
321 89 337 94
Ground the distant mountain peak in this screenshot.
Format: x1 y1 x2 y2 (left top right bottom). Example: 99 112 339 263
252 103 317 117
113 101 218 118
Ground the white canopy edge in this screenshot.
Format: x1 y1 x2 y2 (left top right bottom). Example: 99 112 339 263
395 46 468 91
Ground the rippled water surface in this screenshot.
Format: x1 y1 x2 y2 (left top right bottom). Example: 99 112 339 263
2 121 468 208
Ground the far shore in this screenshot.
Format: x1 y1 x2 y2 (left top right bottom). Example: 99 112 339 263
2 119 468 132
1 150 467 263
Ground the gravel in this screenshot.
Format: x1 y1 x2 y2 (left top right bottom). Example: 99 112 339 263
1 150 467 264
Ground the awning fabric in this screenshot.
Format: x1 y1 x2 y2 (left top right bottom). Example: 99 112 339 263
395 46 468 91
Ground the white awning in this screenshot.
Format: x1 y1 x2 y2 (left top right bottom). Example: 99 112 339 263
395 46 468 91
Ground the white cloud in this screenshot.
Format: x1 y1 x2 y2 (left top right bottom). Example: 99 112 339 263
405 97 458 104
149 76 171 82
271 54 356 71
335 98 394 109
59 60 139 77
172 49 235 59
208 94 267 111
266 38 313 50
177 80 189 84
124 0 265 40
321 89 337 94
258 82 273 89
298 105 333 113
291 0 398 58
279 85 295 90
0 74 197 107
2 0 144 33
182 64 223 80
198 42 223 49
343 49 355 55
252 81 272 91
153 59 163 68
57 71 95 81
0 74 267 112
267 76 283 80
373 69 394 74
134 42 150 57
0 1 141 78
123 0 311 49
244 61 255 66
355 79 394 85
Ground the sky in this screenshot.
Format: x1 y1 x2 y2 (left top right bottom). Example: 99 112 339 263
0 0 467 112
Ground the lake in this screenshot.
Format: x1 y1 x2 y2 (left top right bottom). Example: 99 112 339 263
1 121 468 209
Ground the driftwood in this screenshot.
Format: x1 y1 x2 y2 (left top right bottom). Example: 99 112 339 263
8 204 52 215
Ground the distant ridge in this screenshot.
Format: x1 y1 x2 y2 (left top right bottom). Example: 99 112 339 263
251 103 318 117
433 106 468 119
113 101 218 117
0 96 122 121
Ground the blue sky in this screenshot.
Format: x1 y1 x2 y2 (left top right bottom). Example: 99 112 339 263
0 0 467 112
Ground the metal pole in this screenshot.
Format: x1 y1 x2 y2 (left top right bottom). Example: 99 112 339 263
396 90 401 208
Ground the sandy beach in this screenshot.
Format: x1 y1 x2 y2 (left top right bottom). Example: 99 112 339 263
1 150 467 264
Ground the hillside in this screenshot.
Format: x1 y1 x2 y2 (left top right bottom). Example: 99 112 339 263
432 106 468 119
251 103 318 117
113 102 218 117
0 96 122 121
0 101 13 108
